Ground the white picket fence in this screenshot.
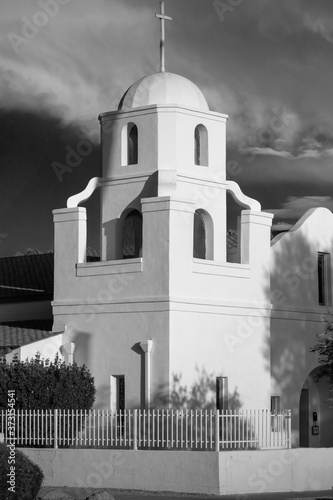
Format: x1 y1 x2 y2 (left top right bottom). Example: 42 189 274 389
0 408 291 450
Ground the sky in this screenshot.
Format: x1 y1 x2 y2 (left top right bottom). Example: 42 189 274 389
1 0 333 256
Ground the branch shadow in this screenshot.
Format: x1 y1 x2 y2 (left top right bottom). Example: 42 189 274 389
268 210 333 445
152 366 243 410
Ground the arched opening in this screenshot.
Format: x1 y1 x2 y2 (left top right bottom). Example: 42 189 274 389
194 124 208 166
122 123 138 166
128 124 138 165
122 210 142 259
226 193 242 263
193 209 214 260
299 366 333 447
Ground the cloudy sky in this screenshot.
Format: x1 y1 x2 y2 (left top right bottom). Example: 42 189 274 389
1 0 333 256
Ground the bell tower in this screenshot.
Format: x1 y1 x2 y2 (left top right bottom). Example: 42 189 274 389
98 71 228 261
53 3 273 410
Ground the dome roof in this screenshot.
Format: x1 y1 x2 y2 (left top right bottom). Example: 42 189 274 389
118 72 209 111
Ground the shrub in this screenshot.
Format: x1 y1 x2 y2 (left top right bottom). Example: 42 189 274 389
0 442 44 499
0 353 96 409
0 353 96 448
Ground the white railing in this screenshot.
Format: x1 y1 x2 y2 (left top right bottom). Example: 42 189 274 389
0 409 291 450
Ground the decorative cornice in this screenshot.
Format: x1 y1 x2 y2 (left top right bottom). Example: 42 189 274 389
67 177 100 208
226 181 261 211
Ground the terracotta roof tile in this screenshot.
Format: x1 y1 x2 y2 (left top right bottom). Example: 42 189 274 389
0 253 54 300
0 320 54 349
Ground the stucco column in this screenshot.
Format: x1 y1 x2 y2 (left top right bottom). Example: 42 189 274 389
240 210 273 265
140 340 154 409
60 342 76 365
53 207 87 302
240 210 273 305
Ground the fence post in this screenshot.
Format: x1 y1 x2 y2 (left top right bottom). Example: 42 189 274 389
0 433 4 444
54 409 58 450
133 409 138 450
215 409 219 452
287 409 291 449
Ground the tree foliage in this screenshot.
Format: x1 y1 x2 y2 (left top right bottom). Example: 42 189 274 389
0 353 96 409
310 317 333 386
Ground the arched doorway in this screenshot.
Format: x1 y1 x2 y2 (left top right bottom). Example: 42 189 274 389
299 366 333 447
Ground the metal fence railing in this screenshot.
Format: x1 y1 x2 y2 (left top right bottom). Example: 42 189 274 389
0 408 291 450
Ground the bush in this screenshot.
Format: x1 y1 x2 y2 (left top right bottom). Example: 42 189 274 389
0 354 96 448
0 442 44 499
0 353 96 410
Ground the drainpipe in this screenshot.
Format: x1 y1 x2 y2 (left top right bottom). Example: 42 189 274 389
60 342 76 365
140 340 154 408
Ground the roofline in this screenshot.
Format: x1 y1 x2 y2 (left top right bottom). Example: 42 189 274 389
99 103 228 121
0 294 53 304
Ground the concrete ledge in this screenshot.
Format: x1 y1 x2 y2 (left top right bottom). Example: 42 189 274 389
76 258 142 276
19 448 333 495
193 259 250 278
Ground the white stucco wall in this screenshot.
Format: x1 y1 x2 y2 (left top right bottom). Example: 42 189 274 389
52 99 274 414
21 447 333 495
53 192 273 410
59 309 170 409
5 333 63 363
271 207 333 446
99 105 227 262
169 308 271 409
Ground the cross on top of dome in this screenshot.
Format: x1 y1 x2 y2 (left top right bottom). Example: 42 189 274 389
155 1 172 73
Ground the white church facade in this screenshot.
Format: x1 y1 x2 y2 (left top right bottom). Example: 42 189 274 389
39 70 331 448
2 69 333 449
53 70 273 413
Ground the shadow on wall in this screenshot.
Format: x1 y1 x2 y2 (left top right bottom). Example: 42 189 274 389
94 384 111 410
153 367 242 410
267 220 333 445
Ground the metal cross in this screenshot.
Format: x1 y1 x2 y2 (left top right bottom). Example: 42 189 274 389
155 1 172 73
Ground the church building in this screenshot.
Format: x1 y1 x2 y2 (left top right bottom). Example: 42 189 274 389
2 4 333 449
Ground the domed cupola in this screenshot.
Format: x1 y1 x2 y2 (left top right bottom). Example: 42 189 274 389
97 1 228 262
118 72 209 112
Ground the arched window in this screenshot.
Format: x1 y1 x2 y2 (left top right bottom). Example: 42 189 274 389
194 124 208 166
122 210 142 259
128 124 138 165
122 123 138 166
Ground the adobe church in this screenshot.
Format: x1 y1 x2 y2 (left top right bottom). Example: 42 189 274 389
2 4 333 449
52 67 273 413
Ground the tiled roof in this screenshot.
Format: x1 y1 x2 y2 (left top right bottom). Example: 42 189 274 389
0 253 54 300
0 250 102 301
0 320 54 349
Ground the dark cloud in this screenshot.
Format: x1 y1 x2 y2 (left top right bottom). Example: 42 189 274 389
0 109 100 256
1 0 333 252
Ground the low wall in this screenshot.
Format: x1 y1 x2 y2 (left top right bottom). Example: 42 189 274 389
218 448 333 494
20 448 333 495
20 449 220 495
